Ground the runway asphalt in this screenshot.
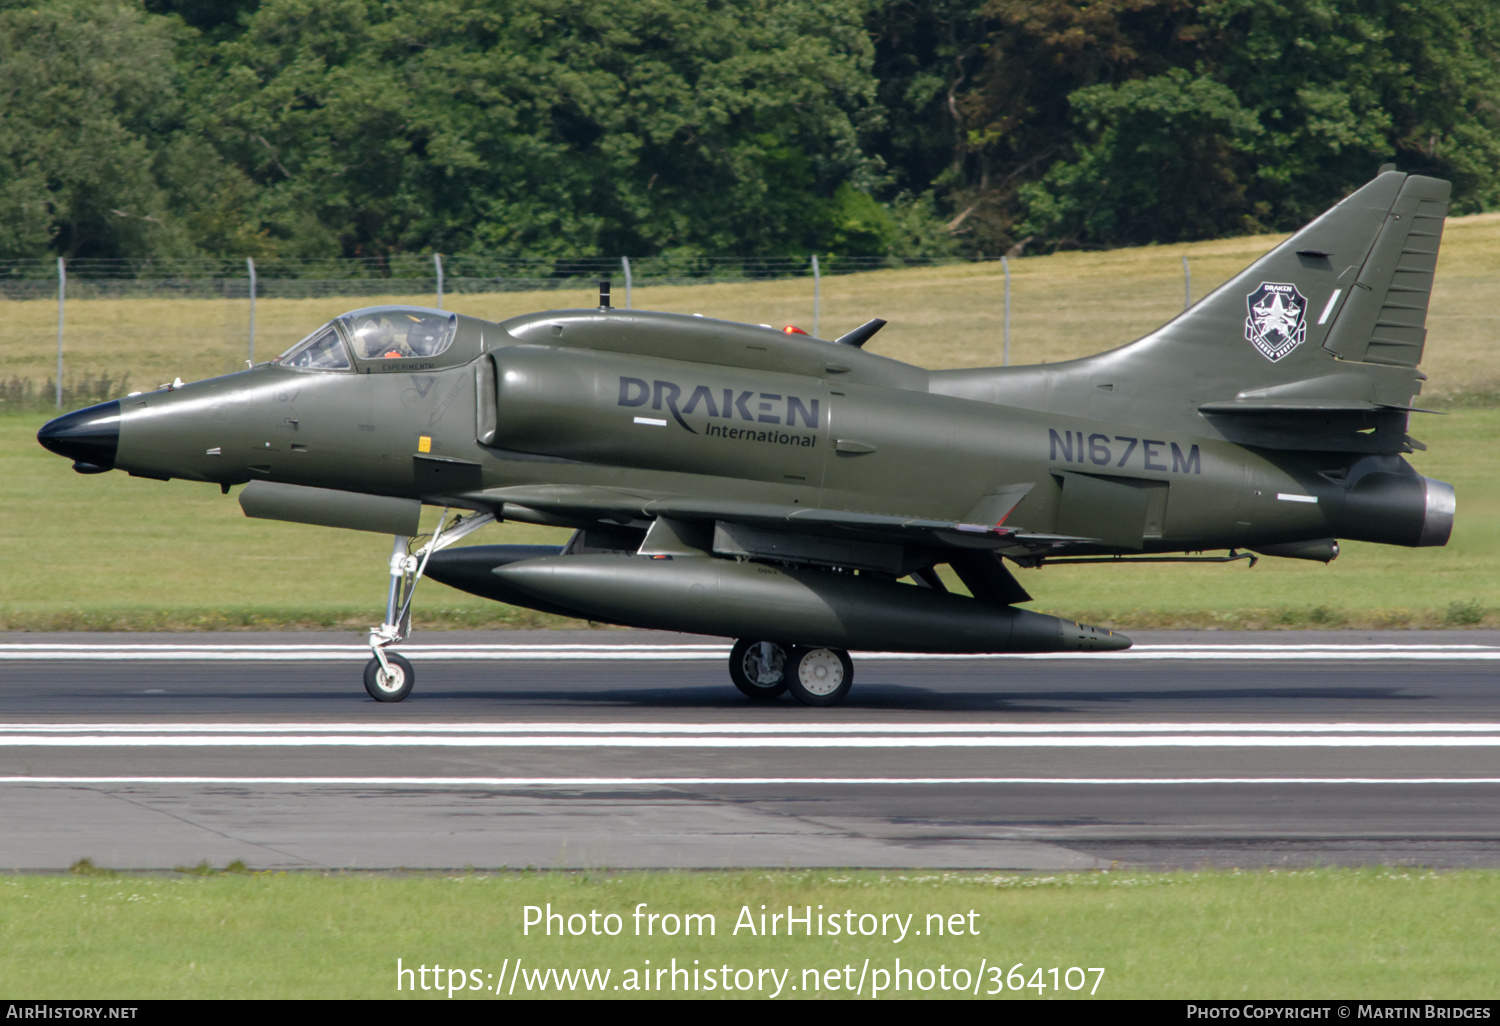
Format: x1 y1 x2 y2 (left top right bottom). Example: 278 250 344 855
2 629 1497 872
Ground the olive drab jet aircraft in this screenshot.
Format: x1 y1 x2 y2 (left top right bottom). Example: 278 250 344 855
38 170 1456 705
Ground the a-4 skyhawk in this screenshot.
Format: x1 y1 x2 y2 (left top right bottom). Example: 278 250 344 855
38 171 1455 705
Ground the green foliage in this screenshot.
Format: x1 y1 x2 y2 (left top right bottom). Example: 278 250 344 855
864 0 986 197
1008 0 1500 249
1445 600 1485 626
0 0 1497 260
0 0 179 259
946 0 1210 252
173 860 252 875
192 0 895 259
0 0 270 261
1018 69 1262 246
67 858 117 877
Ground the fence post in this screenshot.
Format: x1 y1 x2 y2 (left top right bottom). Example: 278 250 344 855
434 253 444 310
1183 254 1191 311
811 254 821 337
1002 256 1011 367
247 257 257 365
55 257 65 408
622 256 633 309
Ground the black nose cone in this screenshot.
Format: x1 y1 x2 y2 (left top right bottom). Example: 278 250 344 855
38 400 121 473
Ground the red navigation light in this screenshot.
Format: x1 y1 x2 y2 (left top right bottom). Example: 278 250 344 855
782 325 808 335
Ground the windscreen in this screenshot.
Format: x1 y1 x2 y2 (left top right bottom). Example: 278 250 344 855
274 326 351 370
340 308 457 360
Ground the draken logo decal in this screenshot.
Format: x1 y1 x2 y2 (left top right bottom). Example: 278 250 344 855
1244 282 1307 362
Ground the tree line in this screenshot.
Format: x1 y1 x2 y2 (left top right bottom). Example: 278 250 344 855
3 0 1496 267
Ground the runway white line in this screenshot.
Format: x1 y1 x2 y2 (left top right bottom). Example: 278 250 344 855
2 734 1498 747
0 647 722 662
3 776 1499 786
4 643 1500 662
2 721 1497 735
5 643 1495 651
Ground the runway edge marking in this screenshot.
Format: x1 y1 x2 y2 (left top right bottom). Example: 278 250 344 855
4 642 1500 662
3 733 1500 748
4 776 1500 786
4 721 1500 734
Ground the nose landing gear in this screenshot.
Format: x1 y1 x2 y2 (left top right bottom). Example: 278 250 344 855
364 508 494 702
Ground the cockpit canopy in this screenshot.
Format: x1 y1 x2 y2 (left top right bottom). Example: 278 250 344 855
273 306 458 370
275 326 350 370
341 307 457 360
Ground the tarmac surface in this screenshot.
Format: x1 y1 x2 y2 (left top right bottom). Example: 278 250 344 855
2 629 1498 872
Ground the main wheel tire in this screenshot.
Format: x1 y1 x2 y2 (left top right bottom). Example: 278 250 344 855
728 639 790 700
786 647 853 706
364 652 414 702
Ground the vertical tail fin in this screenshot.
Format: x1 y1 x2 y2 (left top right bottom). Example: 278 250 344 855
929 171 1453 451
1320 174 1449 368
1134 170 1451 402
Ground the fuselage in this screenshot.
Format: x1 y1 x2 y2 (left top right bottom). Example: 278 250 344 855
38 305 1449 559
33 170 1463 701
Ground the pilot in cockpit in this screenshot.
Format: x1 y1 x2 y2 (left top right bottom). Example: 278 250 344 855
354 316 405 359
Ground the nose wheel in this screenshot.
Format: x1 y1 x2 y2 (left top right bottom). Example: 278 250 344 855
364 651 414 702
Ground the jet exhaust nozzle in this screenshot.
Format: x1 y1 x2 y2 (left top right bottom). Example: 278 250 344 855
37 400 121 473
1335 471 1454 548
1418 477 1456 548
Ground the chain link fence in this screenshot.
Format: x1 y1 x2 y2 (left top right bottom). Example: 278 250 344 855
1 254 995 412
0 254 968 301
3 251 1215 413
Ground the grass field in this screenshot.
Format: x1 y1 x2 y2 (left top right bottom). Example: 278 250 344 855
4 212 1500 405
5 226 1497 1003
3 403 1495 631
1 867 1494 999
3 215 1497 630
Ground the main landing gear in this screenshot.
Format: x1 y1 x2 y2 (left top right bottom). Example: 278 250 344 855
729 639 854 706
364 508 494 702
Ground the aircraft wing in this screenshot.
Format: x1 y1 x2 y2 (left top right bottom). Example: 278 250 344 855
471 484 1095 554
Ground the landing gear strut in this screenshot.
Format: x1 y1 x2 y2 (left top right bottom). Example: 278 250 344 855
364 508 494 702
728 639 854 706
